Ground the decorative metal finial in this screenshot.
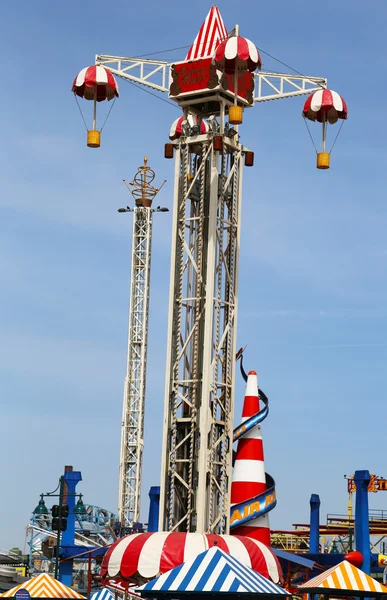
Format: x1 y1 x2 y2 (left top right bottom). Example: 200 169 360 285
123 157 166 208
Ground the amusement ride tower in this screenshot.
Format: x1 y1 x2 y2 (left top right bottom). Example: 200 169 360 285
73 5 347 538
118 158 166 529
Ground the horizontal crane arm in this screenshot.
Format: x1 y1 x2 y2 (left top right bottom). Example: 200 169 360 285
96 55 327 102
96 55 170 93
254 71 327 102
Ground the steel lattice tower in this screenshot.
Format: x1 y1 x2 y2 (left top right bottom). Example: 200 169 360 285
159 113 243 534
118 159 166 528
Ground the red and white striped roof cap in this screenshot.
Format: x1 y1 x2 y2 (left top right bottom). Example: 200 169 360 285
244 370 259 409
214 36 261 75
169 114 208 140
101 532 282 584
72 65 119 102
186 6 228 60
302 89 348 124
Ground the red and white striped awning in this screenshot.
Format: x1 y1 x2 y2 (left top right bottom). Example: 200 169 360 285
186 6 228 60
101 532 282 585
302 89 348 124
169 114 208 140
214 36 261 74
72 66 119 102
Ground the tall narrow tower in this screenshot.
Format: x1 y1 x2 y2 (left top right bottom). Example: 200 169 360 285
159 129 243 534
118 158 166 529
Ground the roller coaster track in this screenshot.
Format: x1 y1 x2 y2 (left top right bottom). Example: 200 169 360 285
230 353 277 531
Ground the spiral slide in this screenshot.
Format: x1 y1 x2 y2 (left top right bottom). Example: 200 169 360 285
230 354 277 533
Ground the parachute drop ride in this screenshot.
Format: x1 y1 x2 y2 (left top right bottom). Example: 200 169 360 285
72 65 119 148
73 3 347 539
302 89 348 169
213 32 261 125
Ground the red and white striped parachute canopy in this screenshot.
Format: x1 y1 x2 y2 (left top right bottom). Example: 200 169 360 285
101 532 282 584
302 89 348 124
214 36 261 75
169 114 208 140
72 66 119 102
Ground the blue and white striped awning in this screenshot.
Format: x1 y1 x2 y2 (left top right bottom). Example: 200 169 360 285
137 547 289 596
91 589 115 600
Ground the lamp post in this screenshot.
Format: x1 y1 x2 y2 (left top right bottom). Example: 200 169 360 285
32 469 86 582
54 476 64 580
32 495 49 516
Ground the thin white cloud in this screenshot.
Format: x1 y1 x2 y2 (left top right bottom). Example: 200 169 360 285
308 342 387 349
250 308 387 319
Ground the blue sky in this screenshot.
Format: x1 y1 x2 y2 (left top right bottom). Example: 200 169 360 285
1 0 387 550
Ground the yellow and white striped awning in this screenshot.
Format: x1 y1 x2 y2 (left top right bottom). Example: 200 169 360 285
0 573 85 598
298 560 387 596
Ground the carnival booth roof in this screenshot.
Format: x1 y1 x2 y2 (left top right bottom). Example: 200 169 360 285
137 547 289 597
298 560 387 597
104 581 141 598
0 573 85 599
90 589 115 600
101 532 282 584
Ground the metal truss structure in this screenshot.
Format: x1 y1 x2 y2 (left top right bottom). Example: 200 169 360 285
159 125 242 533
118 207 152 528
118 160 166 529
271 508 387 555
27 504 118 577
96 48 327 535
95 55 327 103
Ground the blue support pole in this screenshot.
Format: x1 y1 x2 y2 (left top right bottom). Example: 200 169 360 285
354 470 371 575
309 494 321 554
59 466 82 585
148 486 160 532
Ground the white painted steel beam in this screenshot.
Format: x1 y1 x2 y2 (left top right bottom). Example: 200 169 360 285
95 55 326 102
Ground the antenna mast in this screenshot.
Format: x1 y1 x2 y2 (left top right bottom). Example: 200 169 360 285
118 157 166 530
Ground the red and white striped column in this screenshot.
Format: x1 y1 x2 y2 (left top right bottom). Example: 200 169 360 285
231 370 271 545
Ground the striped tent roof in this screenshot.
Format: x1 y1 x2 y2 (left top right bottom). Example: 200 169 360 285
91 590 115 600
0 573 85 599
186 6 228 60
298 560 387 596
106 582 141 598
137 547 289 596
102 532 282 584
